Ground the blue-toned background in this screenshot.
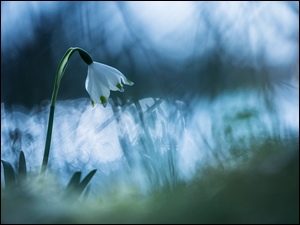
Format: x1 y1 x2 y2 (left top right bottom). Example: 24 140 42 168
1 2 299 223
1 1 298 108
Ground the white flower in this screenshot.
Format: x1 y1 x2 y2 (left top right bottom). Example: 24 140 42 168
85 62 134 107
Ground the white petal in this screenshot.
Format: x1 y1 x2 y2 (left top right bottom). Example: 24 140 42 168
93 62 126 91
120 73 134 86
85 63 110 106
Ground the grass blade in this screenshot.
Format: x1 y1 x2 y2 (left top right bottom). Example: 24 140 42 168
81 184 91 205
70 169 97 203
61 171 81 202
18 151 27 183
77 169 97 195
1 160 16 188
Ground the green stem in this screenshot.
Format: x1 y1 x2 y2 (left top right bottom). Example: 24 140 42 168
40 47 93 175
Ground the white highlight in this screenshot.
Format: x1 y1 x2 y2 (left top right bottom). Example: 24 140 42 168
1 85 298 194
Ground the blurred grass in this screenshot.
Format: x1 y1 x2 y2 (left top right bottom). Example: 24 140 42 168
2 86 299 223
1 134 298 224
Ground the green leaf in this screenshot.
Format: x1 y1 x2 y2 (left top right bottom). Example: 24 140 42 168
61 171 81 202
66 171 82 190
18 151 27 183
61 169 97 204
81 184 91 205
77 169 97 195
1 160 16 188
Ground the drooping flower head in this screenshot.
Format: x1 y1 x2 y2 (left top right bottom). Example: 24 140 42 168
85 62 134 107
76 48 134 107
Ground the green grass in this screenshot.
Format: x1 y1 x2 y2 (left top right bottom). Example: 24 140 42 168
2 136 298 224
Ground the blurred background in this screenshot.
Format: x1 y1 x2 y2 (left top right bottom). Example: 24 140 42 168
1 1 299 223
1 1 298 108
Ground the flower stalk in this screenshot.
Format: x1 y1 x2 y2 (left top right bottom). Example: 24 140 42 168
40 47 93 175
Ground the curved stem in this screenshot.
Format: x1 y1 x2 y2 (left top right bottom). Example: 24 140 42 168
40 47 93 175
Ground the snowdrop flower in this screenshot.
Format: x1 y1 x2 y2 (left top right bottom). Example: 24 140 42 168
41 47 134 175
85 62 134 107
